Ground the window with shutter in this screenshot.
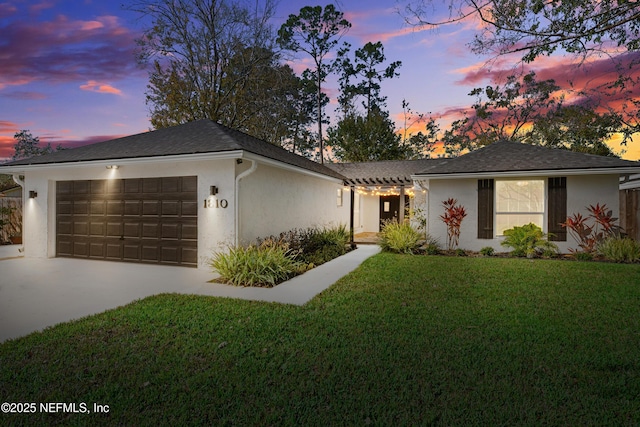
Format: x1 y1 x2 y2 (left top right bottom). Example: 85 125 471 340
547 177 567 241
477 179 494 239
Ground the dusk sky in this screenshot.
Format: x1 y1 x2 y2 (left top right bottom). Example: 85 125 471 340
1 0 639 161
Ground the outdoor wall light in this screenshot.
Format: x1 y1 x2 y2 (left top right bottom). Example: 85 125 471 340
29 190 38 198
210 185 219 196
106 165 119 169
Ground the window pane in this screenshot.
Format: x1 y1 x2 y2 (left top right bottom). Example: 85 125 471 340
496 214 544 235
496 180 544 213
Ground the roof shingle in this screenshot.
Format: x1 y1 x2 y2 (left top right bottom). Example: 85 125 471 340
2 120 345 180
326 159 442 185
416 140 640 175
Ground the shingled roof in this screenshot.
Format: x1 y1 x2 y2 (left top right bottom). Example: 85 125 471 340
416 140 640 176
326 159 442 186
2 119 345 180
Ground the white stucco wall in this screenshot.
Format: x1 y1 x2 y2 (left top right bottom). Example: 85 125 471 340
19 158 237 269
427 174 622 253
237 162 349 243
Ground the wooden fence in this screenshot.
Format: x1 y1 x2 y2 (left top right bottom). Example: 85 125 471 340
0 197 22 244
620 189 640 241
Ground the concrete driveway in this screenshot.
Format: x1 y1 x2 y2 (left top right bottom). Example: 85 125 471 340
0 245 381 342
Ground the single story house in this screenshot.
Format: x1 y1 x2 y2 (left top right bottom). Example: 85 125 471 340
0 120 350 268
2 121 639 268
411 140 640 253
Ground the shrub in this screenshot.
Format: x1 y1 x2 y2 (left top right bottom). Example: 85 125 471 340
501 223 558 258
454 248 467 257
379 220 421 254
574 251 593 262
256 224 349 266
480 246 495 257
210 241 306 287
562 203 620 255
440 198 467 250
597 236 640 263
424 243 440 255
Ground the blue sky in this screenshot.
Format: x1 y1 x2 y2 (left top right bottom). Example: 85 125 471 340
1 0 638 160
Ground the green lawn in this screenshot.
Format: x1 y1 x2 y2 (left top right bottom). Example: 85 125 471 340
1 254 639 426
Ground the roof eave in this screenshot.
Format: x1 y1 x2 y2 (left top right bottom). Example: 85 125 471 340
412 166 640 180
243 152 345 183
0 150 246 173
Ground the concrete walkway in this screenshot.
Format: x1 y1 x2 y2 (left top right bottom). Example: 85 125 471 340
0 245 380 342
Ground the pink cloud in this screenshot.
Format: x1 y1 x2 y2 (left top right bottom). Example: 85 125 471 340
80 20 105 31
29 1 54 14
0 2 17 18
0 91 47 100
0 13 143 90
80 80 122 95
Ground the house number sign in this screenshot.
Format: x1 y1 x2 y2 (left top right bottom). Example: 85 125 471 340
204 198 228 208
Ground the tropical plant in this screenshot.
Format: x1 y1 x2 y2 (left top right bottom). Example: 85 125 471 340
210 241 306 287
597 235 640 263
379 220 421 254
256 224 349 266
440 198 467 250
480 246 495 257
561 203 620 254
301 224 349 265
501 223 558 258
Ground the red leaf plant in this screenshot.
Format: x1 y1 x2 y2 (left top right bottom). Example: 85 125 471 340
440 198 467 250
561 203 620 254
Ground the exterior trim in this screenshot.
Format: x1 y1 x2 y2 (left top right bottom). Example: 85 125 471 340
412 167 640 181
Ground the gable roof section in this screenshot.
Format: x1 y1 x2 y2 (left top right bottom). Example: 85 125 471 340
2 120 345 180
415 140 640 177
326 159 443 186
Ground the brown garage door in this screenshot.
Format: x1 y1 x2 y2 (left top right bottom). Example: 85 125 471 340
56 176 198 267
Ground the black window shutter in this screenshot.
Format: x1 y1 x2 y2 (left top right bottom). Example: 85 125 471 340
548 177 567 241
478 179 494 239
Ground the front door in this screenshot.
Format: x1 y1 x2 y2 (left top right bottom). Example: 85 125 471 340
379 195 400 230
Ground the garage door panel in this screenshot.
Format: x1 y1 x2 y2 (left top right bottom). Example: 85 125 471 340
106 244 122 259
182 224 198 240
73 241 89 257
182 247 198 264
73 201 88 214
74 181 90 194
74 221 88 235
161 223 179 239
91 180 106 195
143 201 159 216
124 222 140 238
182 201 198 216
141 245 158 262
182 176 197 192
57 176 197 267
90 243 105 257
106 222 122 237
57 240 72 256
57 221 72 235
89 222 105 236
58 201 72 214
161 177 178 193
57 181 73 195
91 200 105 215
161 247 178 264
161 201 179 216
107 200 123 216
125 179 142 193
142 178 159 193
107 179 123 194
124 200 141 215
